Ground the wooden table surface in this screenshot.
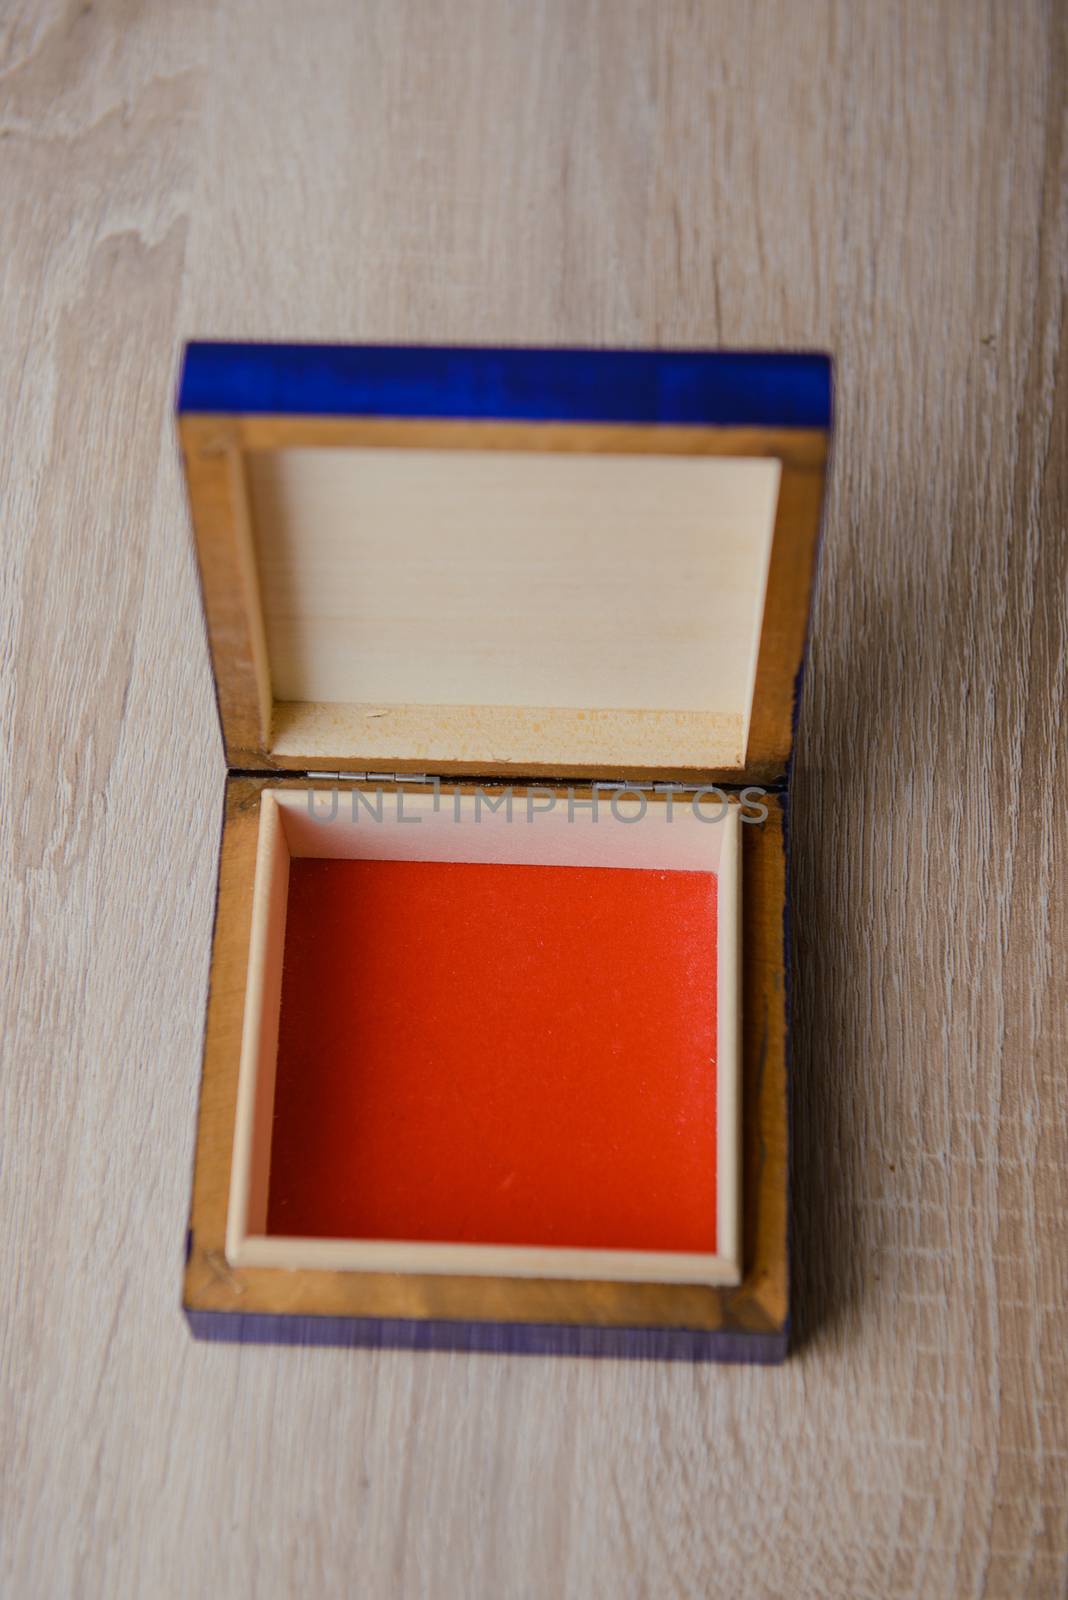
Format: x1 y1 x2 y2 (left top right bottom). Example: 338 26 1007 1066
2 3 1065 1596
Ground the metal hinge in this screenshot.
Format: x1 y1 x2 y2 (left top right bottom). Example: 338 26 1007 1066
305 771 434 783
303 772 694 794
594 781 692 794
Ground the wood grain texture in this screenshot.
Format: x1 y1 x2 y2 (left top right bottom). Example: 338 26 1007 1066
1 2 1065 1597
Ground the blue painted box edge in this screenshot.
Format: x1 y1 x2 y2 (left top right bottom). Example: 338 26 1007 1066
185 1308 789 1364
178 341 831 431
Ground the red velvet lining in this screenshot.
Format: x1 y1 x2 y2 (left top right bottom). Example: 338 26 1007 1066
266 858 718 1253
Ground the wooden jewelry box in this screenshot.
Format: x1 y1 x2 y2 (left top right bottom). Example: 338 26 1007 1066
178 342 831 1362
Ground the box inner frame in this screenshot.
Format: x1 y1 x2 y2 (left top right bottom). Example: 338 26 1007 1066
245 446 781 774
226 788 741 1287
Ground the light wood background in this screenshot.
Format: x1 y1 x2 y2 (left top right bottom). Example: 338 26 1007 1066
2 3 1065 1596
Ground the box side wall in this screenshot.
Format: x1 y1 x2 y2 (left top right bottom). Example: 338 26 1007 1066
183 778 789 1346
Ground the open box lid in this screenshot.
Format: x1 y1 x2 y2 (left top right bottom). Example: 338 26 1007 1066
178 343 831 785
